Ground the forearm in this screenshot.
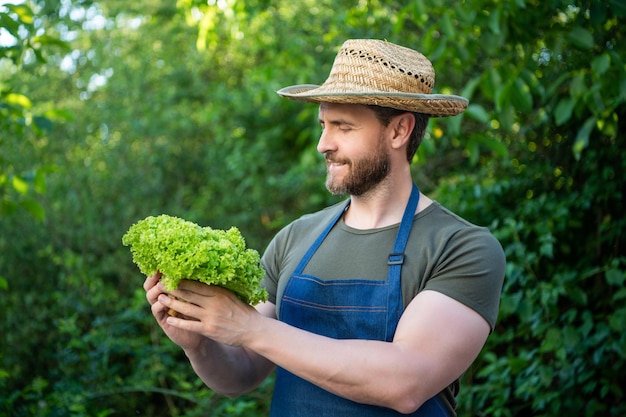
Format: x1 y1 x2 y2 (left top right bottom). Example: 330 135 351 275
184 336 275 397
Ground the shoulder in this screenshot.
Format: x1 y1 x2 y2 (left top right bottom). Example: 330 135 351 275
417 202 502 252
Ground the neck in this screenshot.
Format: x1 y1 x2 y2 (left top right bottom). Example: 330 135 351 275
344 175 431 229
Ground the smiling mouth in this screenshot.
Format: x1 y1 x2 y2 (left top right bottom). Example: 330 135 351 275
325 154 349 166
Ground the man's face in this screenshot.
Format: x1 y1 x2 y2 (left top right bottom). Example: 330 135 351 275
317 103 391 196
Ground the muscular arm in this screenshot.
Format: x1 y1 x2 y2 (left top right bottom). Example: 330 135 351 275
165 287 489 414
254 290 488 413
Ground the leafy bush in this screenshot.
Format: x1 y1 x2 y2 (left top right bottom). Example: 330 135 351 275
437 157 625 416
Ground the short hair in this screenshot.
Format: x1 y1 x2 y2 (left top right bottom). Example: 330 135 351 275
367 105 429 163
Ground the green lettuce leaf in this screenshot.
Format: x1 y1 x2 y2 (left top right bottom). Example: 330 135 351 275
122 214 268 305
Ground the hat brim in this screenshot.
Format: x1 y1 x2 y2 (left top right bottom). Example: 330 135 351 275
277 84 468 117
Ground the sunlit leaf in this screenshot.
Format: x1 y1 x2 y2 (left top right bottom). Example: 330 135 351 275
32 35 70 50
4 93 32 109
11 175 28 194
5 4 34 25
44 108 75 121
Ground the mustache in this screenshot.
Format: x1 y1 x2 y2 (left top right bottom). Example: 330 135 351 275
324 152 349 165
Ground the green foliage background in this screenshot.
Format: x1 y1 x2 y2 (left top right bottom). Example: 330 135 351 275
1 0 624 416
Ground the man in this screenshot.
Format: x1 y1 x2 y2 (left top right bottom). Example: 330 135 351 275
144 39 505 416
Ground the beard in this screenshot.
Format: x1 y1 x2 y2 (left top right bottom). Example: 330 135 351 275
324 139 391 196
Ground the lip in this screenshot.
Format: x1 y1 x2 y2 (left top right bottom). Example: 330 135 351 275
326 159 346 172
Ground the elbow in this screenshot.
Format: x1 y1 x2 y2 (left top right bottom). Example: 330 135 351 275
392 399 423 415
222 390 245 399
212 380 263 398
386 389 432 414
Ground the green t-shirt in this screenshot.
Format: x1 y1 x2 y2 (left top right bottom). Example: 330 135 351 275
261 200 505 415
261 200 505 330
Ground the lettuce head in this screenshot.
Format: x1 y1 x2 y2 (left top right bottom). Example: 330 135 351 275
122 214 268 305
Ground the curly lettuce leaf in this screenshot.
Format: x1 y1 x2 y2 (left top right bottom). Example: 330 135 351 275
122 214 268 305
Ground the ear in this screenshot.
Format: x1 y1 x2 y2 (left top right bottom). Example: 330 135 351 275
389 113 415 151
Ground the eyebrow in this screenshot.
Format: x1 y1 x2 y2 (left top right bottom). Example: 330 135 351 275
318 118 358 127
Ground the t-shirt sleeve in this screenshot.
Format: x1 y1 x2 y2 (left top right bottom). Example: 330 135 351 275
424 226 506 331
261 233 282 305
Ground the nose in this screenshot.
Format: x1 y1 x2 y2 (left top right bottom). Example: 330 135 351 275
316 128 336 155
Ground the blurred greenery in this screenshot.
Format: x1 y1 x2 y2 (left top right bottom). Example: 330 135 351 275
1 0 624 416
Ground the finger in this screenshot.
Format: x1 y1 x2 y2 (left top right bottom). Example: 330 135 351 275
174 282 240 305
158 294 201 319
174 280 218 296
143 271 161 291
165 314 204 332
146 283 164 305
151 298 169 319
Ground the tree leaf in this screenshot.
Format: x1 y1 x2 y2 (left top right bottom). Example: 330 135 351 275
605 268 624 286
572 116 596 160
566 26 594 50
11 175 28 195
591 53 610 76
511 78 533 112
19 199 45 221
476 135 509 158
0 12 20 38
488 8 501 35
4 93 32 109
554 97 576 126
34 168 47 194
465 103 491 124
5 4 34 25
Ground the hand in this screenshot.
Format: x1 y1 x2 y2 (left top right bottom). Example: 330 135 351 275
149 275 260 347
144 272 206 350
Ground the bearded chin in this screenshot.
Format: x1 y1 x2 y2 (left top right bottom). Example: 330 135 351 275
325 153 390 197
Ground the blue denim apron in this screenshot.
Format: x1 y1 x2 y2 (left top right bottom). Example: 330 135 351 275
270 184 449 416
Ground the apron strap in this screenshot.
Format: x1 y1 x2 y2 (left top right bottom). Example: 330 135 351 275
386 183 420 338
292 201 350 275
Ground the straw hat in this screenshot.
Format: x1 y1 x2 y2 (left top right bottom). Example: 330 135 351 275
277 39 468 117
